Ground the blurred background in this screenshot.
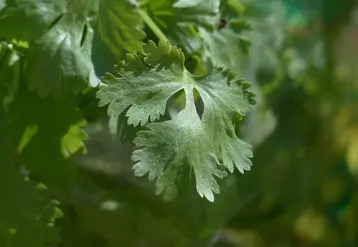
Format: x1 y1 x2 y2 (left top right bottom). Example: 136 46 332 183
59 0 358 246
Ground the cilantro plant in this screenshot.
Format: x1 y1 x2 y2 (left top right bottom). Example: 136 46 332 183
0 0 256 245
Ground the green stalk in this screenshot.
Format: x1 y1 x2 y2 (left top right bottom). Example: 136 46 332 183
137 8 169 43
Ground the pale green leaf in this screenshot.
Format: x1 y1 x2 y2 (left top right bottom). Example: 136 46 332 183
173 0 206 8
97 41 255 201
196 0 251 72
199 19 251 70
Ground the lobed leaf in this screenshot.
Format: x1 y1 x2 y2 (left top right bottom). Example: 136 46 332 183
97 41 255 201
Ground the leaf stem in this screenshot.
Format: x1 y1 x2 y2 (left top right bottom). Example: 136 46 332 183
138 8 169 43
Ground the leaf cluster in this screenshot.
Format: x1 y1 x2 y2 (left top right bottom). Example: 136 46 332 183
0 0 257 245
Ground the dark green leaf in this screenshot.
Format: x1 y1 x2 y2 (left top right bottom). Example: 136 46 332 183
0 0 66 41
97 0 145 59
0 62 61 246
25 15 99 97
10 87 87 187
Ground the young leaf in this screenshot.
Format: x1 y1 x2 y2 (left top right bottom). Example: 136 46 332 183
200 20 250 70
199 0 251 70
97 0 146 59
97 41 255 202
141 0 220 52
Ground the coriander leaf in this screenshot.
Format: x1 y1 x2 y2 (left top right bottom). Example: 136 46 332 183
141 0 219 52
0 0 100 97
97 0 145 59
98 41 185 126
25 15 98 97
132 104 228 202
0 0 66 41
199 19 251 70
97 41 255 201
198 0 251 71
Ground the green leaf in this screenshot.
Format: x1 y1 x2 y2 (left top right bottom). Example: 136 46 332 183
196 0 251 72
0 0 100 97
10 86 87 187
97 0 146 59
141 0 220 52
25 15 99 97
61 119 88 158
199 18 251 70
17 125 38 153
0 159 61 247
97 41 255 201
220 0 246 19
0 96 61 247
0 0 66 41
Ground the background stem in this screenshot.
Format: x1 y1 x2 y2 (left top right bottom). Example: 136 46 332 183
138 9 169 43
